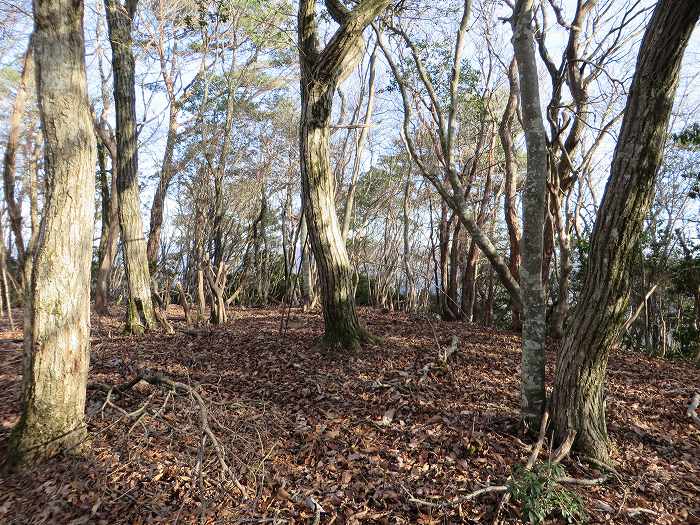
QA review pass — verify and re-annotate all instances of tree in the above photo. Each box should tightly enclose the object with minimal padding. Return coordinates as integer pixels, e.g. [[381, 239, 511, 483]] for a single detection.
[[2, 36, 33, 288], [511, 0, 548, 427], [297, 0, 390, 349], [552, 0, 700, 462], [105, 0, 156, 333], [8, 0, 96, 465]]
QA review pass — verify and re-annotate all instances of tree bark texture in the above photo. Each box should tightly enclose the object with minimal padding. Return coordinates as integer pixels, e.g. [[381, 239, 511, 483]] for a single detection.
[[298, 0, 389, 348], [9, 0, 96, 465], [105, 0, 155, 333], [551, 0, 700, 462], [512, 0, 548, 427]]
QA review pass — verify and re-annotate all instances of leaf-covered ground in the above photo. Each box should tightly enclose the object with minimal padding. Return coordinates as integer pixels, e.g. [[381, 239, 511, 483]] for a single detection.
[[0, 307, 698, 524]]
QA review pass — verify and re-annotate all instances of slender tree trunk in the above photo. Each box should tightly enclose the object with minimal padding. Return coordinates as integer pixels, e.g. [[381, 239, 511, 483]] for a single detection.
[[512, 0, 549, 428], [401, 178, 415, 312], [552, 0, 700, 462], [299, 213, 314, 308], [8, 0, 96, 465], [500, 58, 522, 331], [447, 222, 462, 320], [341, 45, 377, 242], [95, 140, 120, 314], [105, 0, 155, 333], [461, 240, 479, 322], [2, 36, 33, 277], [146, 104, 178, 273]]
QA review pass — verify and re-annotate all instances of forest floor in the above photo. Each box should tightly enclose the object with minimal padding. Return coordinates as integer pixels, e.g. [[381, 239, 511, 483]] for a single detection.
[[0, 306, 698, 524]]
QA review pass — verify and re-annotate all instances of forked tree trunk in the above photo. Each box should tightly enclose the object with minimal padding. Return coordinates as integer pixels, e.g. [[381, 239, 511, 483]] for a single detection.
[[512, 0, 549, 428], [8, 0, 96, 465], [105, 0, 155, 334], [552, 0, 700, 462], [297, 0, 389, 348]]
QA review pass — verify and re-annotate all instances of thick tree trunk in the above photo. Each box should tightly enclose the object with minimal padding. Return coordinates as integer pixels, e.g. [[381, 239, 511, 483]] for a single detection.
[[552, 0, 700, 462], [300, 88, 366, 348], [512, 0, 549, 428], [298, 0, 389, 348], [8, 0, 96, 465], [105, 0, 155, 334]]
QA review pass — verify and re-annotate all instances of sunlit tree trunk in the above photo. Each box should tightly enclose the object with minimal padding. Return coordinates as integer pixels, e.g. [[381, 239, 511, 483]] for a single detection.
[[297, 0, 389, 348], [8, 0, 96, 465], [2, 36, 33, 281], [552, 0, 700, 462], [499, 58, 522, 331], [105, 0, 155, 334]]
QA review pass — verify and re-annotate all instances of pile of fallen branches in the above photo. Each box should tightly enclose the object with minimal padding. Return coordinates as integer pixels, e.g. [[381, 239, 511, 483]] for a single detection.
[[88, 371, 279, 515]]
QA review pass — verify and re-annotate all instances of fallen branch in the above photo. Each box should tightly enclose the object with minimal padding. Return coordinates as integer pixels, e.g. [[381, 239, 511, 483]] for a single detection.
[[424, 411, 610, 520], [90, 373, 248, 498]]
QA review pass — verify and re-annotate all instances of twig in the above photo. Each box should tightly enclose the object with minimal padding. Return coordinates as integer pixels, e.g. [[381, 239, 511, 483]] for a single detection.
[[91, 373, 248, 499], [525, 411, 550, 469], [557, 476, 608, 485]]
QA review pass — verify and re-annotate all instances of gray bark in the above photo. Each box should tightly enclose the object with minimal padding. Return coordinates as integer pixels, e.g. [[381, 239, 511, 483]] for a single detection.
[[512, 0, 548, 428], [105, 0, 155, 333]]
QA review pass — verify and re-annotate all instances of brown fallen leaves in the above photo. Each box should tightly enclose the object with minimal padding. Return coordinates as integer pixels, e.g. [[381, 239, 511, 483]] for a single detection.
[[0, 306, 698, 524]]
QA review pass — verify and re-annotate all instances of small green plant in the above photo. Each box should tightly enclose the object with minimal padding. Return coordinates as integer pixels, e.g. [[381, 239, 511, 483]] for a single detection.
[[508, 462, 586, 524]]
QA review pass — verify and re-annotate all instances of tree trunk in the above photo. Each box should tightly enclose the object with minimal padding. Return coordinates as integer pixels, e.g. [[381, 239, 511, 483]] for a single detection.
[[512, 0, 549, 428], [299, 213, 315, 308], [461, 240, 479, 322], [105, 0, 155, 334], [552, 0, 700, 462], [341, 45, 377, 242], [499, 58, 522, 331], [297, 0, 389, 348], [300, 88, 366, 348], [95, 140, 120, 314], [8, 0, 96, 465], [146, 104, 178, 273], [2, 36, 33, 277]]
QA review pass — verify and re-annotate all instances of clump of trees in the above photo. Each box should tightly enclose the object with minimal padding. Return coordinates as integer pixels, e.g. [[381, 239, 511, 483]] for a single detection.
[[1, 0, 698, 471]]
